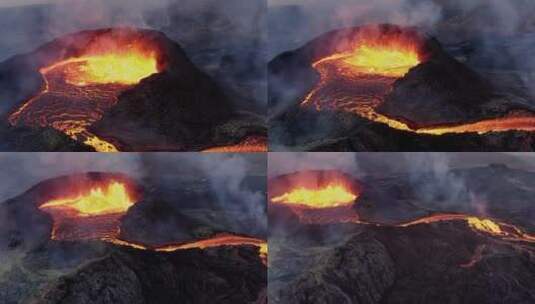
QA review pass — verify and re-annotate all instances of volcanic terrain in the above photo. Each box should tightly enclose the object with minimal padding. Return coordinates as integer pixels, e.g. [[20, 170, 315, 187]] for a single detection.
[[0, 28, 266, 152], [269, 24, 535, 151], [0, 172, 267, 304], [268, 165, 535, 303]]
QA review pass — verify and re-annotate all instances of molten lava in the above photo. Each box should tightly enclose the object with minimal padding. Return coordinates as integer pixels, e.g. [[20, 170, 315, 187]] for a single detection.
[[398, 214, 535, 244], [338, 37, 420, 77], [269, 171, 361, 224], [202, 136, 268, 152], [271, 184, 357, 208], [8, 33, 161, 152], [39, 181, 136, 241], [154, 233, 268, 265], [467, 217, 503, 235], [40, 182, 134, 217], [301, 26, 535, 135]]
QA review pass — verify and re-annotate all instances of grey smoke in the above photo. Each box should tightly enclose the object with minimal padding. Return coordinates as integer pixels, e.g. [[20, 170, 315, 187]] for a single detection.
[[268, 152, 359, 178], [0, 153, 142, 200], [269, 0, 535, 102]]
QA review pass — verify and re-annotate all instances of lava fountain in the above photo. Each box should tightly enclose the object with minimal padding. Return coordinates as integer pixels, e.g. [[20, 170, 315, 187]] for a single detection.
[[269, 170, 360, 224], [301, 25, 535, 135], [39, 180, 138, 241], [8, 29, 163, 152]]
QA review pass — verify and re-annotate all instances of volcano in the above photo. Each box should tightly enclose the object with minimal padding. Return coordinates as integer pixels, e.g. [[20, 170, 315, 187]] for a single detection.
[[0, 28, 266, 152], [0, 172, 267, 303], [269, 24, 535, 151], [268, 164, 535, 303]]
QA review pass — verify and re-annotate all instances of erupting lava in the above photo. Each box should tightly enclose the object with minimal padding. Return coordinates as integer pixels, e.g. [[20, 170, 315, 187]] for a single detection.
[[39, 181, 137, 241], [8, 31, 162, 152], [301, 26, 535, 135], [271, 183, 357, 208], [40, 182, 135, 217], [270, 171, 361, 223], [328, 36, 421, 78]]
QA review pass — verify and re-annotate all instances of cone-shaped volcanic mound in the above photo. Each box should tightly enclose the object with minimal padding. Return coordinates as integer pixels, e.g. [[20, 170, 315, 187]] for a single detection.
[[0, 28, 265, 152], [269, 24, 535, 151]]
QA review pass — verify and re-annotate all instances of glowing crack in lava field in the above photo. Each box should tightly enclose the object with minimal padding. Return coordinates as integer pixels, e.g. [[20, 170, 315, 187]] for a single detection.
[[8, 37, 162, 152], [300, 27, 535, 135]]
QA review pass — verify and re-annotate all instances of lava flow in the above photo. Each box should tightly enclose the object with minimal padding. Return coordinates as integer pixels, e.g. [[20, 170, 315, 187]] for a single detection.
[[8, 32, 161, 152], [301, 26, 535, 135], [155, 233, 268, 265], [270, 170, 360, 223], [202, 135, 268, 152], [398, 214, 535, 243]]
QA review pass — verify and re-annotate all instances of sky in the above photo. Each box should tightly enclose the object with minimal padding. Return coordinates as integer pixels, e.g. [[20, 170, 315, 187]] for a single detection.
[[0, 0, 56, 8]]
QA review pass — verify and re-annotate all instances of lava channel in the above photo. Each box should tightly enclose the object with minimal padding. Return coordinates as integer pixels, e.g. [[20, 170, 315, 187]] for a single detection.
[[301, 26, 535, 135], [39, 181, 267, 262], [8, 34, 161, 152], [397, 214, 535, 244]]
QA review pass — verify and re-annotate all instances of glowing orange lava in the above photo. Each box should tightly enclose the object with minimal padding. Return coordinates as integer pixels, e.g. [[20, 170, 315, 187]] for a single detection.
[[271, 183, 357, 208], [301, 28, 535, 135], [38, 180, 136, 241], [62, 52, 158, 86], [154, 233, 268, 265], [467, 217, 503, 235], [202, 136, 268, 152], [40, 182, 135, 217], [398, 214, 535, 243], [323, 36, 421, 78], [8, 35, 161, 152]]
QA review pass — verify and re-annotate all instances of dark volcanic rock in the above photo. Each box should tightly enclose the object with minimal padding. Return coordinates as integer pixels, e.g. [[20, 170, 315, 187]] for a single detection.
[[279, 234, 395, 304], [271, 220, 535, 304], [0, 123, 92, 151], [22, 244, 265, 304], [378, 38, 497, 127]]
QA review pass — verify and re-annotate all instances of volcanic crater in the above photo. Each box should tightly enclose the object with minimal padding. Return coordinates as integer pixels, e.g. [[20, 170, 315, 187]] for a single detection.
[[0, 28, 266, 152], [0, 172, 267, 304], [269, 24, 535, 151]]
